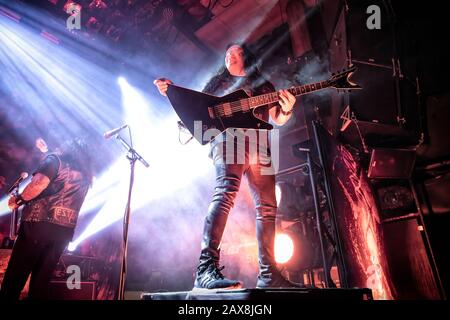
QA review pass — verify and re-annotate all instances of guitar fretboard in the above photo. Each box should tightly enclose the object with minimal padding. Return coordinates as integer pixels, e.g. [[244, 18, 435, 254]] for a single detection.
[[247, 80, 330, 109], [212, 80, 333, 118]]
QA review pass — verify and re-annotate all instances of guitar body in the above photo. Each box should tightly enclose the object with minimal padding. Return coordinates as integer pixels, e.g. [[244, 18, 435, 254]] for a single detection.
[[165, 67, 360, 145], [167, 85, 273, 145]]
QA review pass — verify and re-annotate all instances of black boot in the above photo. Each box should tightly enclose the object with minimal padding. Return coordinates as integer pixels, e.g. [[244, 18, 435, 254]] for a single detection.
[[256, 269, 304, 289], [255, 218, 303, 289], [194, 258, 242, 290], [193, 200, 241, 290]]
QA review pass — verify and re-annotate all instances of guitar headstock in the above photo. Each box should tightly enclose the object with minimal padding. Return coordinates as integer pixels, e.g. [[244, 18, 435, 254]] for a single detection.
[[327, 66, 362, 92]]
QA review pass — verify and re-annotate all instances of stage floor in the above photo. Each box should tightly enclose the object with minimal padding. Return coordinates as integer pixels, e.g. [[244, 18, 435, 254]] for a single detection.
[[142, 287, 373, 300]]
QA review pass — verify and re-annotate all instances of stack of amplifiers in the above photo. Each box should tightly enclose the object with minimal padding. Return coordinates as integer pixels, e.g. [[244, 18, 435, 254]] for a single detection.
[[323, 0, 420, 145]]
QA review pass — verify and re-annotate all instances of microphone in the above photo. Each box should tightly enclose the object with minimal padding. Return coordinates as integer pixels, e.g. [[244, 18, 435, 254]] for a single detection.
[[7, 172, 28, 194], [103, 124, 128, 139]]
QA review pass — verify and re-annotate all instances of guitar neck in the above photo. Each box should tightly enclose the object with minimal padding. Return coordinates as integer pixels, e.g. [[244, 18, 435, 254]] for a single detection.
[[247, 80, 330, 109]]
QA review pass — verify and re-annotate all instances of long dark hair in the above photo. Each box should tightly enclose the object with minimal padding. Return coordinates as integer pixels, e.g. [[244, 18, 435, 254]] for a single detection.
[[59, 137, 95, 185], [202, 42, 262, 94]]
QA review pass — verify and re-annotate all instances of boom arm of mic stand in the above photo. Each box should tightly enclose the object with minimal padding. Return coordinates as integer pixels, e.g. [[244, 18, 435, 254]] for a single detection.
[[115, 134, 150, 168]]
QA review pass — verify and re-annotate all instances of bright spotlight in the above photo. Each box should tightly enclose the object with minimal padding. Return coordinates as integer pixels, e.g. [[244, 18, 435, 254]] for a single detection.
[[117, 76, 126, 86], [275, 233, 294, 264], [0, 197, 11, 217], [275, 183, 281, 207], [69, 79, 212, 246], [67, 242, 77, 252]]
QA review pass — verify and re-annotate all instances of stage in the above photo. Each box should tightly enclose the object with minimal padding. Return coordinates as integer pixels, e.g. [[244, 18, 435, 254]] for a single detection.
[[142, 287, 373, 301]]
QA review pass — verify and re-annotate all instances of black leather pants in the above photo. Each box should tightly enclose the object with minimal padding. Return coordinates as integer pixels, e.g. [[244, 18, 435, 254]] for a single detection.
[[198, 158, 278, 283], [0, 222, 69, 300]]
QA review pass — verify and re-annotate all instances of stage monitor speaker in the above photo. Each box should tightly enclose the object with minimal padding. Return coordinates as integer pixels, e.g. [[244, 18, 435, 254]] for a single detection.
[[368, 148, 416, 179], [370, 179, 417, 221], [48, 280, 96, 300]]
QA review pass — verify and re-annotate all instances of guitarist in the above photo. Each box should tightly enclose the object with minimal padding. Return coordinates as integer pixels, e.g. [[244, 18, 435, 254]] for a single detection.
[[154, 43, 299, 289], [0, 138, 95, 300]]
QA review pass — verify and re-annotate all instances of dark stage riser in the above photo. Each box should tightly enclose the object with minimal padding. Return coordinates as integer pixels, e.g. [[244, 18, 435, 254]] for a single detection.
[[143, 288, 373, 301]]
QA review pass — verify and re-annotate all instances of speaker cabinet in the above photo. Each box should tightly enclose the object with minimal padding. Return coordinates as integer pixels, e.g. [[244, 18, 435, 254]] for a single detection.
[[325, 0, 421, 140], [368, 148, 416, 179]]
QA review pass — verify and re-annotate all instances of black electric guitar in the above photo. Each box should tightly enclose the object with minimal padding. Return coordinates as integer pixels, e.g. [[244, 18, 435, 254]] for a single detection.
[[166, 66, 361, 145]]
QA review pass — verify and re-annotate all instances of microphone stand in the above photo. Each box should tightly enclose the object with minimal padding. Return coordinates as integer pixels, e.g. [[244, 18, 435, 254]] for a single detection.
[[113, 131, 149, 301], [9, 187, 20, 241]]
